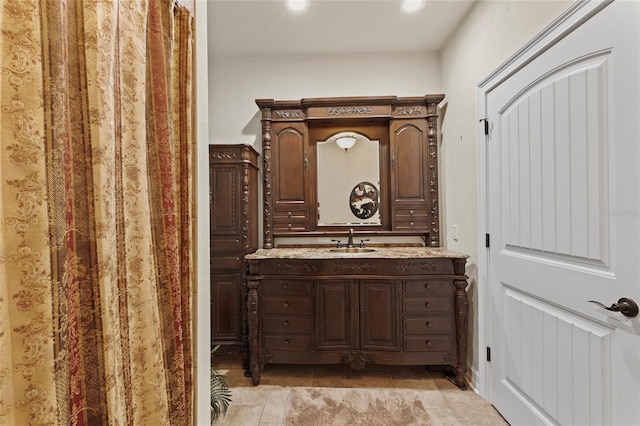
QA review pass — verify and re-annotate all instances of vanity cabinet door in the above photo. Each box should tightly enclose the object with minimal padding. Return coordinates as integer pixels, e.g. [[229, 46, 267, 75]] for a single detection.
[[315, 280, 359, 350], [360, 280, 401, 351], [272, 122, 310, 232], [389, 119, 430, 232]]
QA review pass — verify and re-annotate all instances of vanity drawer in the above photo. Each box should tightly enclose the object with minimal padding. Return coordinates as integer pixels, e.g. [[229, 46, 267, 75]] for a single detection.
[[394, 207, 429, 218], [263, 317, 312, 334], [262, 280, 312, 296], [404, 335, 454, 352], [273, 208, 308, 231], [273, 208, 307, 220], [393, 219, 429, 230], [403, 317, 453, 334], [273, 219, 309, 232], [404, 280, 452, 295], [262, 296, 312, 315], [403, 297, 453, 314], [264, 335, 312, 351]]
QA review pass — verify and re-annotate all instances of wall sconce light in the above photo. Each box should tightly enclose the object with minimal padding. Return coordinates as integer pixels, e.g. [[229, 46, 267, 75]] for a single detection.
[[335, 135, 357, 152]]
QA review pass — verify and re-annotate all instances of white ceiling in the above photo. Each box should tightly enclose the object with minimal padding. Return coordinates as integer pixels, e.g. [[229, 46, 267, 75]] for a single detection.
[[207, 0, 476, 58]]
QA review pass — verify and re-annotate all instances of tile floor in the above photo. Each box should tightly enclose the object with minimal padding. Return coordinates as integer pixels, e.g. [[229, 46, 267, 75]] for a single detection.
[[213, 348, 509, 425]]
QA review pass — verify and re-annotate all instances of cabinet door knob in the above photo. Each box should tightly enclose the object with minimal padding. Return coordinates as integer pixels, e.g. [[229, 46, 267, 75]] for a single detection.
[[283, 339, 290, 346], [282, 284, 288, 290], [288, 211, 292, 218], [425, 283, 431, 290], [425, 340, 432, 347], [409, 210, 414, 215], [283, 321, 289, 326], [410, 221, 414, 227], [283, 302, 289, 308], [426, 321, 432, 328], [424, 302, 431, 308]]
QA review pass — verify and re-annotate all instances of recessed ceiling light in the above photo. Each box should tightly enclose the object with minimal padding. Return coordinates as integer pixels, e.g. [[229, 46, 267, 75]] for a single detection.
[[287, 0, 309, 12], [400, 0, 424, 13]]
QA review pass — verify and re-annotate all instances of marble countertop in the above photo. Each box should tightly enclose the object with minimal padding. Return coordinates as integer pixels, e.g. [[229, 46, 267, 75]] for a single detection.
[[245, 246, 469, 260]]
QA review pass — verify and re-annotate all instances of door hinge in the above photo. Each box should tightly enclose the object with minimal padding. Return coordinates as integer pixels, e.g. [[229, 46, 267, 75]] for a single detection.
[[479, 118, 489, 136], [486, 346, 491, 362], [485, 233, 490, 248]]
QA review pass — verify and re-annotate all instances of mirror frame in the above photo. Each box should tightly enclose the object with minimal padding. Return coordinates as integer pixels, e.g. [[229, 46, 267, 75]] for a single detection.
[[256, 95, 444, 248], [309, 123, 390, 232], [315, 130, 382, 227]]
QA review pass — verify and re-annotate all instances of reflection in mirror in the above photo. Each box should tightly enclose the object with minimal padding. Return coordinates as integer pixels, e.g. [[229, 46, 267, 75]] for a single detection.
[[317, 132, 381, 226]]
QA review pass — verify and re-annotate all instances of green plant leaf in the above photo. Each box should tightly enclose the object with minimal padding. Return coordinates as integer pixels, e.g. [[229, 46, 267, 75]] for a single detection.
[[211, 367, 232, 422]]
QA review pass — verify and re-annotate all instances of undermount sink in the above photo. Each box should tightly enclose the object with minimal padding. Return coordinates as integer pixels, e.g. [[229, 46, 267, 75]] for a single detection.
[[329, 247, 376, 253]]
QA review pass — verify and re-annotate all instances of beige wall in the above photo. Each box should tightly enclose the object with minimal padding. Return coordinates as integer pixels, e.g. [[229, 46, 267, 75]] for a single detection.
[[439, 0, 573, 383], [208, 53, 442, 146]]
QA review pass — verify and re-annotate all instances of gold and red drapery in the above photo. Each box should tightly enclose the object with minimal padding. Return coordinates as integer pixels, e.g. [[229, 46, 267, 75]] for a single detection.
[[0, 0, 194, 424]]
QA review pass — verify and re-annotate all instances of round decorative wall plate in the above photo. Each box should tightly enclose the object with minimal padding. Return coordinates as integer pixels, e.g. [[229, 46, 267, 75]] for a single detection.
[[349, 182, 379, 219]]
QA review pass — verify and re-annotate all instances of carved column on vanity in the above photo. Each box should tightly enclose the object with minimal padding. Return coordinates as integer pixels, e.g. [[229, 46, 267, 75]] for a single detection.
[[259, 107, 274, 249], [426, 97, 441, 247], [246, 266, 261, 386], [452, 257, 469, 389]]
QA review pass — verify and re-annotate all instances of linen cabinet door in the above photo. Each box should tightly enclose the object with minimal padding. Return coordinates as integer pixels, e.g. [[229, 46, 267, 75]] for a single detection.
[[211, 274, 242, 343], [315, 280, 358, 350], [360, 280, 401, 351]]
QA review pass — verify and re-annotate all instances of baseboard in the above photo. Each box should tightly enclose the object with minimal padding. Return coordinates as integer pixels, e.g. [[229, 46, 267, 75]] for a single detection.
[[466, 363, 481, 396]]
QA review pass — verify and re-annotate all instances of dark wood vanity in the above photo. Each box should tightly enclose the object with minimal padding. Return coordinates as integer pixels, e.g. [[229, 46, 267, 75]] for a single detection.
[[245, 248, 469, 389], [238, 95, 470, 390]]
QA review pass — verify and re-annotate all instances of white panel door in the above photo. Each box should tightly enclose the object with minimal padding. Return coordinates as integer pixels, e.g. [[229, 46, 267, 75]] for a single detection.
[[484, 2, 640, 425]]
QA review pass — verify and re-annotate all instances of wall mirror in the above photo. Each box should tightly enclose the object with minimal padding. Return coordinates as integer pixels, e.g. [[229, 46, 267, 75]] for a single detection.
[[316, 132, 381, 226]]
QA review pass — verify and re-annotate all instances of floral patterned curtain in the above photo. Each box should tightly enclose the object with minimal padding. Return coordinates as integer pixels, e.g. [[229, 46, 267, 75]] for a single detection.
[[0, 0, 194, 424]]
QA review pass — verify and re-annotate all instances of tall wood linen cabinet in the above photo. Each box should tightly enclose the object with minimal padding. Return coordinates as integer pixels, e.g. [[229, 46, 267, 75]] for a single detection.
[[210, 144, 259, 345]]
